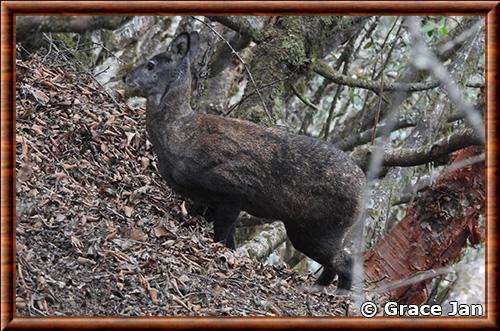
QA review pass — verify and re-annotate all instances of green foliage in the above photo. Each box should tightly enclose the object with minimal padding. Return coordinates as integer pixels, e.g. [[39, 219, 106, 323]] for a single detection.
[[100, 30, 118, 51], [227, 82, 240, 99], [363, 41, 373, 49], [295, 81, 307, 95], [421, 18, 450, 40], [53, 33, 75, 48], [352, 93, 363, 110], [278, 32, 308, 68]]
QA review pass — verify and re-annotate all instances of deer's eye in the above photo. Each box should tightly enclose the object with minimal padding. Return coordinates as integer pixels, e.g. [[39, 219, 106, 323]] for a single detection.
[[147, 61, 155, 70]]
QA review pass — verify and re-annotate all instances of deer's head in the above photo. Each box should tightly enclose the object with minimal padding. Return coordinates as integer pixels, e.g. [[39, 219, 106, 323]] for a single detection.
[[123, 32, 198, 99]]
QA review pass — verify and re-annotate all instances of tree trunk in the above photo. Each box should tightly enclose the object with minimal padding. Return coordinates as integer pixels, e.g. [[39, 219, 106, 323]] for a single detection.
[[233, 16, 368, 125], [364, 146, 484, 304]]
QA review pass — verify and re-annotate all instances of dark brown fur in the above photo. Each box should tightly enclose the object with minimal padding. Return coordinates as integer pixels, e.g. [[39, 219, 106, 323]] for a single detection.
[[123, 32, 365, 290]]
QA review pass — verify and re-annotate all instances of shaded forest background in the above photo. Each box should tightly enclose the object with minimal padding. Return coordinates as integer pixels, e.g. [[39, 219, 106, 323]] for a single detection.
[[15, 15, 485, 316]]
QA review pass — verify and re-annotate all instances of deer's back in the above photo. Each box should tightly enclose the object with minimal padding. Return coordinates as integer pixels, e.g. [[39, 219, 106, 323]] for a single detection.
[[158, 113, 365, 224]]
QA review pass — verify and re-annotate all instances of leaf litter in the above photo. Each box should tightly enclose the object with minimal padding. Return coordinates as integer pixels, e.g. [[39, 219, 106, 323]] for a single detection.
[[15, 53, 349, 317]]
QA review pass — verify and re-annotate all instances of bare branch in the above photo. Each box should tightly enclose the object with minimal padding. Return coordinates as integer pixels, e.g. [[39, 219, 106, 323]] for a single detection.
[[321, 36, 357, 140], [384, 128, 481, 166], [334, 98, 483, 152], [332, 17, 483, 139], [312, 60, 440, 94], [17, 16, 129, 41], [224, 77, 288, 117], [335, 119, 415, 151], [353, 128, 482, 170]]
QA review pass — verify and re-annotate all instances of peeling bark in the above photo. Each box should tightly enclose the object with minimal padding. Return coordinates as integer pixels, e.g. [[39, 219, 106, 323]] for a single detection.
[[364, 146, 485, 304]]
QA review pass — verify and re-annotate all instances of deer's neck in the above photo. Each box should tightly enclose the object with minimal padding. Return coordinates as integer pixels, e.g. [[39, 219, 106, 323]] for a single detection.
[[145, 86, 191, 125], [145, 61, 194, 149]]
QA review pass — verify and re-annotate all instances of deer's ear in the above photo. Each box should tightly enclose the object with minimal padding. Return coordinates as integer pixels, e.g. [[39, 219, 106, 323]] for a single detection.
[[170, 32, 190, 60]]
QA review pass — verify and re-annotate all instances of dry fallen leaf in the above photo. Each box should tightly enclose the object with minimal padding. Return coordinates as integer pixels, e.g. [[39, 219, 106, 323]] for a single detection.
[[106, 229, 117, 241], [123, 206, 133, 218], [30, 87, 50, 105], [125, 132, 136, 146], [153, 225, 174, 238], [129, 227, 148, 241], [70, 235, 83, 251], [149, 288, 159, 304], [212, 285, 225, 296], [77, 256, 96, 266]]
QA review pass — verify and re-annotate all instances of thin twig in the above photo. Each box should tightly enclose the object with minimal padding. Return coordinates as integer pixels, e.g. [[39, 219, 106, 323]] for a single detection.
[[351, 56, 417, 312], [372, 266, 454, 294], [406, 17, 485, 142], [370, 80, 385, 145], [373, 17, 403, 81], [322, 36, 356, 140], [291, 85, 321, 113], [41, 33, 121, 108], [225, 77, 287, 117], [192, 16, 275, 124], [41, 33, 53, 64], [94, 65, 111, 77], [90, 41, 125, 64]]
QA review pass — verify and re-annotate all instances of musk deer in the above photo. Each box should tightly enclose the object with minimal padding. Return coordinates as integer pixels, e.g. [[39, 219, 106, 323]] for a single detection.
[[123, 31, 366, 291]]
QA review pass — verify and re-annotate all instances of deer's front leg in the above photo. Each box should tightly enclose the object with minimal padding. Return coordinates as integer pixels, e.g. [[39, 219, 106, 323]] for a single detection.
[[185, 199, 208, 217], [206, 204, 240, 249]]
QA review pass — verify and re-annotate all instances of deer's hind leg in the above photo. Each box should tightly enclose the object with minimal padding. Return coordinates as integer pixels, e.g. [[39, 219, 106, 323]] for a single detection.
[[316, 251, 353, 291], [285, 221, 353, 291]]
